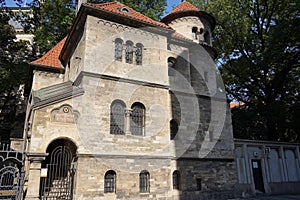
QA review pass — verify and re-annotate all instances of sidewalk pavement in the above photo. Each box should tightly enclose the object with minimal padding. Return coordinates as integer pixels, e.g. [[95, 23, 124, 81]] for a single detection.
[[232, 195, 300, 200]]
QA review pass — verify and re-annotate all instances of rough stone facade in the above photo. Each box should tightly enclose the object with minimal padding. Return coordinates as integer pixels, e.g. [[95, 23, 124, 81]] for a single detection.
[[23, 2, 237, 200]]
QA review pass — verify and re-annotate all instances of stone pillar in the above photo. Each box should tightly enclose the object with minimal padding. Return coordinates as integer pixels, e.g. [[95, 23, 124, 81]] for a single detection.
[[242, 144, 251, 184], [25, 153, 47, 200], [295, 147, 300, 180], [279, 146, 288, 182], [125, 109, 132, 135]]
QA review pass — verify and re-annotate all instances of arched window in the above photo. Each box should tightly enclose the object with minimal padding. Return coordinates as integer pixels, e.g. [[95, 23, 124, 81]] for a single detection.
[[110, 100, 126, 134], [170, 119, 179, 140], [136, 43, 143, 65], [125, 41, 133, 64], [172, 170, 180, 190], [139, 170, 150, 193], [131, 102, 145, 136], [168, 57, 176, 76], [114, 38, 123, 61], [199, 28, 204, 34], [192, 27, 198, 40], [104, 170, 116, 193]]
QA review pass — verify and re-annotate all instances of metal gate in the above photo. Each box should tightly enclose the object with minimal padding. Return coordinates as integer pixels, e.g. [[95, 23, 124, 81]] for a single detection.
[[40, 145, 75, 200], [0, 144, 24, 200]]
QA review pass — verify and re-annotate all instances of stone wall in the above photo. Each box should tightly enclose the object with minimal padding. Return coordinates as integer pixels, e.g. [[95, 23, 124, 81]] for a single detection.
[[24, 7, 237, 199], [177, 158, 236, 200], [235, 140, 300, 197]]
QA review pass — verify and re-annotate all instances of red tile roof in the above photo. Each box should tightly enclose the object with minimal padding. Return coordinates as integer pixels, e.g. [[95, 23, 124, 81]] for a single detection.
[[171, 32, 191, 41], [85, 2, 170, 29], [31, 37, 66, 69], [170, 1, 200, 14], [31, 2, 198, 69], [230, 102, 245, 109]]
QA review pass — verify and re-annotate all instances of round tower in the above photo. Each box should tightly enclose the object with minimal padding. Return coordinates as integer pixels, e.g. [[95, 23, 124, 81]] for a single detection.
[[162, 1, 216, 46]]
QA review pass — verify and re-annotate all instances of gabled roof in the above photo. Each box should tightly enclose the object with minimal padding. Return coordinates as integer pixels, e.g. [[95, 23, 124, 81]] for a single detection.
[[170, 1, 200, 13], [31, 37, 66, 70], [86, 2, 170, 29], [31, 2, 207, 69]]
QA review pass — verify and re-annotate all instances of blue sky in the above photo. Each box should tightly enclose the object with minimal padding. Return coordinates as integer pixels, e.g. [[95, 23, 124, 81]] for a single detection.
[[5, 0, 182, 15]]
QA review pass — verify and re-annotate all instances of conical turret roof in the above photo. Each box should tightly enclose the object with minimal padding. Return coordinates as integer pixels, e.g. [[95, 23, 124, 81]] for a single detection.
[[170, 1, 200, 14], [161, 1, 215, 30]]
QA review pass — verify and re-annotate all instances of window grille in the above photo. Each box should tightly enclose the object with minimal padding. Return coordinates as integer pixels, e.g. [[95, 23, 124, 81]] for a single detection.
[[136, 43, 143, 65], [172, 170, 180, 190], [104, 170, 116, 193], [131, 103, 145, 136], [115, 38, 123, 61], [139, 170, 150, 193], [110, 100, 126, 134], [125, 41, 133, 64]]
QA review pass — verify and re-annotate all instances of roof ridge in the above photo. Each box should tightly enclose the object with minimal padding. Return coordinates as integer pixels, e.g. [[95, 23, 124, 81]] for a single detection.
[[85, 2, 170, 29], [170, 1, 200, 14]]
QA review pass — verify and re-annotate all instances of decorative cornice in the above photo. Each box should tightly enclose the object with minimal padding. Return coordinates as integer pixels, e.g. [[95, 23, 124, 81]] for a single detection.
[[74, 71, 169, 90], [77, 153, 172, 159], [96, 19, 160, 40]]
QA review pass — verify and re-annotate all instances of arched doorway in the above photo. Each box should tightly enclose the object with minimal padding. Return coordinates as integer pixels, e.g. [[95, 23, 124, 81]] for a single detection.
[[39, 139, 77, 199]]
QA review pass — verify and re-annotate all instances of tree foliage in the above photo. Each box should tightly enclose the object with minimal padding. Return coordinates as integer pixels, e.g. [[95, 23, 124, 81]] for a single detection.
[[0, 11, 31, 141], [30, 0, 166, 54], [190, 0, 300, 141], [29, 0, 76, 55]]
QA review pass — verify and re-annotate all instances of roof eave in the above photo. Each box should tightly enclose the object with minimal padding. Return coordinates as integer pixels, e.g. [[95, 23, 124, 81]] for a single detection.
[[30, 63, 65, 74]]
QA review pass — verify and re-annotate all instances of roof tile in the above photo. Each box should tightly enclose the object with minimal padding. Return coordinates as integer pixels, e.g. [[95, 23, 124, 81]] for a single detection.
[[31, 37, 66, 69], [170, 1, 200, 14], [86, 2, 170, 29], [31, 2, 196, 69]]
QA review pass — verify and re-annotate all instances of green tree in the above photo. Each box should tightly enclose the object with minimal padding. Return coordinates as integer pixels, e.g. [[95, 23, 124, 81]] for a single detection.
[[0, 11, 31, 143], [30, 0, 166, 55], [189, 0, 300, 141], [30, 0, 76, 55]]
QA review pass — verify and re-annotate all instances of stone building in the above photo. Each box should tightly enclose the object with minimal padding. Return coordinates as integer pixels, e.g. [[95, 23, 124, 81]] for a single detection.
[[235, 139, 300, 197], [22, 1, 237, 199]]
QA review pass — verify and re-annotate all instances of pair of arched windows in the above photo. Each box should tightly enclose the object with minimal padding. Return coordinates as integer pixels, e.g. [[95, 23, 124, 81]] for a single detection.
[[114, 38, 143, 65], [110, 100, 145, 136], [104, 170, 150, 193], [192, 27, 210, 44]]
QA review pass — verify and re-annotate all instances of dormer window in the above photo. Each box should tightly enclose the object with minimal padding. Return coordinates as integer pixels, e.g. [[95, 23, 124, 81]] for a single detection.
[[120, 7, 130, 13]]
